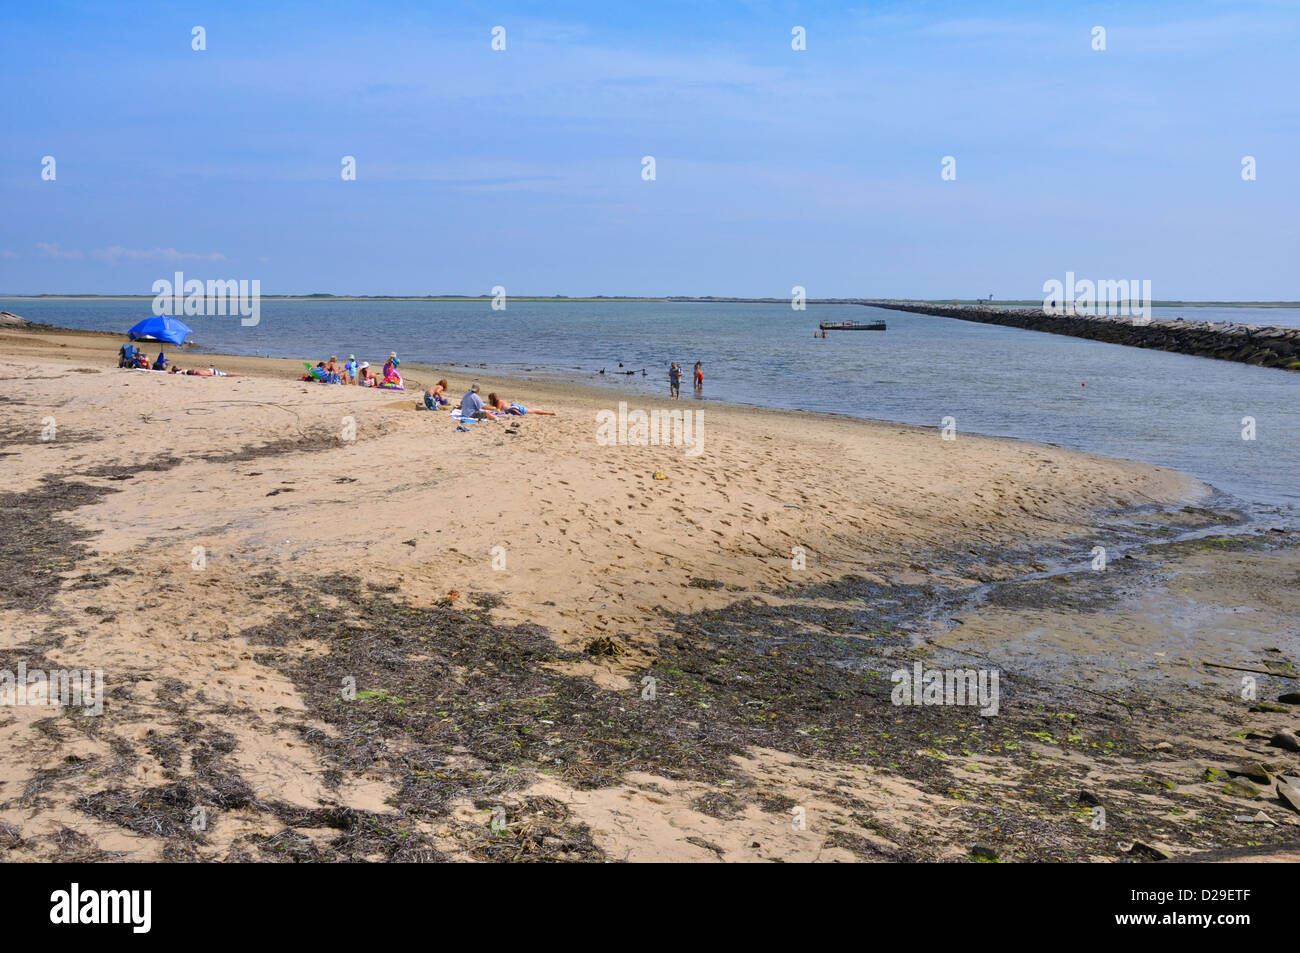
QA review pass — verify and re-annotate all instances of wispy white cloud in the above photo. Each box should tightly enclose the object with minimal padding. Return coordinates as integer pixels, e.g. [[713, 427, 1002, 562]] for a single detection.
[[36, 243, 226, 264], [0, 250, 18, 260], [89, 246, 227, 264], [36, 242, 83, 260]]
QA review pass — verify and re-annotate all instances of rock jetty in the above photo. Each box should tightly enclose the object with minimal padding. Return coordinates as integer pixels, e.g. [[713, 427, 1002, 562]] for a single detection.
[[863, 301, 1300, 372]]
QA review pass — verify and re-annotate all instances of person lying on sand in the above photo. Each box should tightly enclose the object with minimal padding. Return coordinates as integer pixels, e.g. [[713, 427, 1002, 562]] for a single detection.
[[487, 392, 555, 416], [170, 366, 242, 377]]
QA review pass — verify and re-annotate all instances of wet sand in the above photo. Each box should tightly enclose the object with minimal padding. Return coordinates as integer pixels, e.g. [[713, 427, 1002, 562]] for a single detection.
[[1, 325, 1297, 862]]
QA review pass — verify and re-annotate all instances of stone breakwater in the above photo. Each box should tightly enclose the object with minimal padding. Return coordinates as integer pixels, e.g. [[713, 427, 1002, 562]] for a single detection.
[[863, 301, 1300, 372]]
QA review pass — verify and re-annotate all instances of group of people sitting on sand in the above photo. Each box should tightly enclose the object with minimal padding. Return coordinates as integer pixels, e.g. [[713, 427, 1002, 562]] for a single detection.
[[432, 381, 555, 419], [119, 342, 241, 377], [119, 343, 168, 370], [296, 353, 553, 420], [301, 352, 403, 388]]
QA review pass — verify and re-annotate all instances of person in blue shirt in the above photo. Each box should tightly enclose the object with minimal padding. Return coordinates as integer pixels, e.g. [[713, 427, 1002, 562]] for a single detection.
[[459, 383, 486, 418]]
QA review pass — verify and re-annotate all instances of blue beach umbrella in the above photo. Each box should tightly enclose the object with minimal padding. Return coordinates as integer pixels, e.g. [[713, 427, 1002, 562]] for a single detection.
[[127, 316, 194, 345]]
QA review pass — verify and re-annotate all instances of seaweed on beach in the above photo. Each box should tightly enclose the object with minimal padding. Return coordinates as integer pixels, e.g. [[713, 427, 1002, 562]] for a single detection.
[[74, 716, 255, 854], [465, 796, 602, 862], [197, 432, 340, 464], [78, 783, 210, 850], [71, 695, 448, 862], [691, 790, 746, 820], [0, 475, 126, 612], [761, 574, 958, 637], [21, 755, 95, 809], [228, 573, 973, 859], [226, 555, 1300, 862], [0, 421, 347, 616], [0, 453, 188, 614], [0, 821, 23, 854], [47, 825, 127, 863], [8, 418, 1292, 864]]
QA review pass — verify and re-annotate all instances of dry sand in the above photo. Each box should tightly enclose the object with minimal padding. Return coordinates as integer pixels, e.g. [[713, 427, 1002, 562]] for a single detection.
[[2, 326, 1297, 862]]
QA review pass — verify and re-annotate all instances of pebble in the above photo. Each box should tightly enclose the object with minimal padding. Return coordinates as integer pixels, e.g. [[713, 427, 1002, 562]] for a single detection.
[[1227, 762, 1273, 784], [1232, 811, 1275, 824], [1125, 841, 1170, 861], [1251, 702, 1290, 713], [1277, 781, 1300, 815], [1223, 777, 1262, 798], [1269, 730, 1300, 753]]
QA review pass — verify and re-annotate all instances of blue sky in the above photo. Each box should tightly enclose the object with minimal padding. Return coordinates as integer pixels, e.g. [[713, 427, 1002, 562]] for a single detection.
[[1, 1, 1296, 297]]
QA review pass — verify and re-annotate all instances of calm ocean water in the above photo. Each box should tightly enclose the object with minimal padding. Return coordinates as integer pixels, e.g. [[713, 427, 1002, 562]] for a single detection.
[[7, 298, 1298, 512]]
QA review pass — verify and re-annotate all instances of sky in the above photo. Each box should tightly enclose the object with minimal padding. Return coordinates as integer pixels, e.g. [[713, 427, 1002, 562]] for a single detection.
[[1, 0, 1296, 298]]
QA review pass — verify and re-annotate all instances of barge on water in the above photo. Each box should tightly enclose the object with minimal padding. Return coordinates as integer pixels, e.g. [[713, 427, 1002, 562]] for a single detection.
[[819, 320, 886, 331]]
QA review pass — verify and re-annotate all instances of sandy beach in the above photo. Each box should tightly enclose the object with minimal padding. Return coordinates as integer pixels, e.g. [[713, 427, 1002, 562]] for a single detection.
[[2, 325, 1298, 862]]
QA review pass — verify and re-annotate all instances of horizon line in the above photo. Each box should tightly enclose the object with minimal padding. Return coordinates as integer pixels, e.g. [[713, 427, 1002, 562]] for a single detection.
[[2, 294, 1298, 308]]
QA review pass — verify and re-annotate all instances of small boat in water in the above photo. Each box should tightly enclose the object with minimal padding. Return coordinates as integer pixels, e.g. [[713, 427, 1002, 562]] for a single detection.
[[819, 320, 886, 331]]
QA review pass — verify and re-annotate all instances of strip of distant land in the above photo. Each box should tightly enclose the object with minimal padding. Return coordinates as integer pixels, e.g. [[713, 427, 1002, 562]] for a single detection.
[[2, 294, 1297, 307]]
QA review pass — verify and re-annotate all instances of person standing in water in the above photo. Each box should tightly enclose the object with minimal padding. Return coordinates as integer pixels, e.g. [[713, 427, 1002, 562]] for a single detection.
[[693, 361, 703, 394], [668, 363, 682, 400]]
